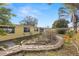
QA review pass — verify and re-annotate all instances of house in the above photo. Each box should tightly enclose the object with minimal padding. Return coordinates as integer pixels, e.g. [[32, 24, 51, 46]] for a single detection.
[[0, 25, 39, 41]]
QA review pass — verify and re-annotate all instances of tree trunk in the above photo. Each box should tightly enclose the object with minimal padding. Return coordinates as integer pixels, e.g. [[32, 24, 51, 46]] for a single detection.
[[74, 22, 77, 33], [72, 13, 77, 33]]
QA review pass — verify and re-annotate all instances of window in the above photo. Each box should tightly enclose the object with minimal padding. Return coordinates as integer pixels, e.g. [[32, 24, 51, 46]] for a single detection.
[[24, 27, 30, 32], [0, 26, 15, 33], [5, 28, 15, 33], [40, 28, 44, 32]]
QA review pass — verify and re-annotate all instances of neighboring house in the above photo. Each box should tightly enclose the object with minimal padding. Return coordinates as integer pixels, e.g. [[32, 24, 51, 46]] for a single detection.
[[0, 25, 39, 41]]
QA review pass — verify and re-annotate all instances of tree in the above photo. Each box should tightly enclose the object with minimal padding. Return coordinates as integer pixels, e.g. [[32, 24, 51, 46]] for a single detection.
[[53, 19, 69, 28], [58, 7, 69, 19], [64, 4, 79, 33], [20, 16, 38, 26], [52, 19, 69, 34], [0, 7, 16, 25], [0, 3, 8, 6], [48, 3, 79, 33], [0, 3, 16, 35], [0, 3, 16, 25]]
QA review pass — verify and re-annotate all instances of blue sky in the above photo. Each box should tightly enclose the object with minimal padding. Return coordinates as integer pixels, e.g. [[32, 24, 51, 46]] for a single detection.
[[6, 3, 71, 27]]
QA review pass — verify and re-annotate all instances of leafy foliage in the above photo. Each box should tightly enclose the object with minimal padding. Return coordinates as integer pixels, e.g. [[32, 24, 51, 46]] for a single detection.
[[66, 30, 75, 38], [0, 7, 16, 25], [52, 19, 69, 34], [20, 16, 38, 26], [64, 4, 79, 33], [0, 29, 6, 36], [58, 7, 69, 19], [53, 19, 69, 28], [64, 4, 77, 13]]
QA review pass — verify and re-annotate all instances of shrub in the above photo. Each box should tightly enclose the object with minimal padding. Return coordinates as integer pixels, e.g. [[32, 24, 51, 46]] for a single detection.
[[52, 19, 69, 28], [52, 19, 69, 34], [64, 30, 75, 43], [56, 29, 67, 34], [0, 29, 7, 35], [66, 30, 75, 38]]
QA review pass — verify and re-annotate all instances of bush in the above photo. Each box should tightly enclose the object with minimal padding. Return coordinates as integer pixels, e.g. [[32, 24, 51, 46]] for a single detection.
[[64, 30, 75, 43], [52, 19, 69, 28], [66, 30, 75, 38], [52, 19, 69, 34], [56, 29, 67, 34], [0, 29, 7, 35]]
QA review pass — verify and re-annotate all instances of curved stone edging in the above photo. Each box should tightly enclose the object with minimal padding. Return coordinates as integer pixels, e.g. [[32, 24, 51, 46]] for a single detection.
[[0, 35, 64, 56]]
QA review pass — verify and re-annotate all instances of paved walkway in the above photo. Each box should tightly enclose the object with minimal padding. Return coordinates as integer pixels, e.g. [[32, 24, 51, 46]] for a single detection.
[[0, 35, 64, 56]]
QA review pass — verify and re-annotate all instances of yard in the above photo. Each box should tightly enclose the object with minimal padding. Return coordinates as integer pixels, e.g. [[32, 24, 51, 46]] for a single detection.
[[9, 43, 79, 56], [9, 32, 79, 56]]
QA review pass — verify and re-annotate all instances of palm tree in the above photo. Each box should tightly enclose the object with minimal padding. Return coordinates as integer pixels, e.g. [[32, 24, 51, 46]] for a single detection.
[[64, 4, 79, 33], [48, 3, 78, 33], [0, 3, 16, 35], [58, 7, 69, 19]]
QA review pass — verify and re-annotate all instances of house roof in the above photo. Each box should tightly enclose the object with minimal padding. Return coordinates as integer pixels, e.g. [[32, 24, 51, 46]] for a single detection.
[[0, 25, 34, 28], [0, 25, 15, 28]]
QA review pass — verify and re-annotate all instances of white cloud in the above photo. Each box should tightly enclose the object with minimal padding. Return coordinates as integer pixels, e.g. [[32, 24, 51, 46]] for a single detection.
[[17, 6, 42, 18], [19, 6, 32, 14]]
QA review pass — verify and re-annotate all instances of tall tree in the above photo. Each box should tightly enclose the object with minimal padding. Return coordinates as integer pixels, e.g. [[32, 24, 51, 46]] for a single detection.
[[64, 4, 78, 33], [20, 16, 38, 26], [49, 3, 79, 33], [58, 7, 69, 20], [0, 3, 16, 35], [0, 5, 16, 25]]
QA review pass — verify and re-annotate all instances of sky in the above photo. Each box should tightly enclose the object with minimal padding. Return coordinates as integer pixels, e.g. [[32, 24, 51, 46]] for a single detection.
[[5, 3, 72, 28]]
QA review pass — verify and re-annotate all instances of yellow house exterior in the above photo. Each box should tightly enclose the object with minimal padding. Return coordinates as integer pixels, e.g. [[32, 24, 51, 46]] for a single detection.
[[0, 25, 39, 41]]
